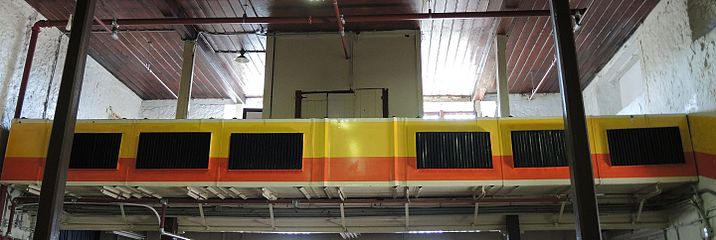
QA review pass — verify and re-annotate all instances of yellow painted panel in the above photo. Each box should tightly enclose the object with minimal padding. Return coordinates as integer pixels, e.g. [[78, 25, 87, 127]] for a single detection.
[[403, 119, 500, 157], [689, 114, 716, 155], [5, 120, 51, 157], [326, 119, 394, 157], [497, 118, 564, 155], [589, 115, 691, 154]]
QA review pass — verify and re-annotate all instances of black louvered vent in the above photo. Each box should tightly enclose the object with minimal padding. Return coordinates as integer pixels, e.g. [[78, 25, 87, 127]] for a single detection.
[[229, 133, 303, 170], [607, 127, 685, 166], [136, 132, 211, 169], [511, 130, 568, 168], [59, 231, 101, 240], [416, 132, 493, 169], [69, 133, 122, 169]]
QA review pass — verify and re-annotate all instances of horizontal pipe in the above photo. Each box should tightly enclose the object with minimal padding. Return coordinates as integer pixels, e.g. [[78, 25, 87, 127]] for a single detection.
[[14, 196, 564, 205], [35, 9, 586, 29]]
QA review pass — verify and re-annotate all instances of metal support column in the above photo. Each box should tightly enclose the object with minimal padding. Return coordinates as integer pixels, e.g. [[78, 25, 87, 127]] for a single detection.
[[175, 39, 196, 119], [33, 0, 97, 239], [495, 33, 510, 117], [549, 0, 601, 239], [505, 215, 520, 240]]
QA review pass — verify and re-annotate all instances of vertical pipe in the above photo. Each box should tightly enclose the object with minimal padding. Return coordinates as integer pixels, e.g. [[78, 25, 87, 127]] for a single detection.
[[176, 40, 196, 119], [495, 33, 510, 117], [294, 90, 302, 119], [548, 0, 601, 239], [14, 24, 42, 119], [32, 0, 97, 239]]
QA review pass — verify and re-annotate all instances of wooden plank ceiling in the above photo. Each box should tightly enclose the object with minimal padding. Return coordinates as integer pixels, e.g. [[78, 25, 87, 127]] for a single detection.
[[25, 0, 658, 101]]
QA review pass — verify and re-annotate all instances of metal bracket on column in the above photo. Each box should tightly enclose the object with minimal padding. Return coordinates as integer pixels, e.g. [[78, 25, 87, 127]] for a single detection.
[[414, 186, 423, 199], [473, 186, 486, 200]]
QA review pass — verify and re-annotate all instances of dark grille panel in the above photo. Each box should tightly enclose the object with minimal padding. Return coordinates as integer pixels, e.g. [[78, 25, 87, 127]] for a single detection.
[[607, 127, 685, 166], [416, 132, 493, 169], [229, 133, 303, 170], [59, 231, 100, 240], [511, 130, 568, 168], [69, 133, 122, 169], [136, 132, 211, 169]]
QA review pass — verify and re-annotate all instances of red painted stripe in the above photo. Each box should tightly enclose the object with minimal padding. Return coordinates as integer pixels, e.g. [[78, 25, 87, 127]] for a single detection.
[[696, 152, 716, 180]]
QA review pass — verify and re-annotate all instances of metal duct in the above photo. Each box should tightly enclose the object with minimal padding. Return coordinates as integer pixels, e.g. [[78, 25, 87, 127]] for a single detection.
[[136, 132, 211, 169], [228, 133, 303, 170], [511, 130, 567, 168], [416, 132, 493, 169], [606, 127, 685, 166], [69, 133, 122, 169]]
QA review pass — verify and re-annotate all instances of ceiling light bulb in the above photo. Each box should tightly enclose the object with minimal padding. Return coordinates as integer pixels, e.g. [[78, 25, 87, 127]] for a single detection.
[[235, 54, 250, 64], [235, 49, 250, 64]]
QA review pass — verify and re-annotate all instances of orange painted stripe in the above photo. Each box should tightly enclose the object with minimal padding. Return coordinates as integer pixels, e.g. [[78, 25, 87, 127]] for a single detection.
[[695, 152, 716, 180], [1, 157, 43, 181], [2, 154, 703, 183], [593, 153, 698, 178]]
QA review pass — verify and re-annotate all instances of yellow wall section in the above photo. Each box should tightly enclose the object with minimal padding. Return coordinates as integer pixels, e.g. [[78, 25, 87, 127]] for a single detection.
[[4, 115, 698, 160], [689, 115, 716, 155]]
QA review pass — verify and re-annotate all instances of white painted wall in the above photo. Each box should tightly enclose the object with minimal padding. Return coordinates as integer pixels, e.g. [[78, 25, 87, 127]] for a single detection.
[[141, 99, 242, 119], [0, 0, 142, 127], [583, 0, 716, 115], [263, 31, 422, 119], [479, 93, 563, 117]]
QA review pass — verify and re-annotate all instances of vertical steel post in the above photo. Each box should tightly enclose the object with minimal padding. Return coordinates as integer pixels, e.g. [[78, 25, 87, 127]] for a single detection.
[[32, 0, 97, 239], [505, 215, 520, 240], [495, 33, 510, 117], [548, 0, 602, 239], [175, 40, 196, 119]]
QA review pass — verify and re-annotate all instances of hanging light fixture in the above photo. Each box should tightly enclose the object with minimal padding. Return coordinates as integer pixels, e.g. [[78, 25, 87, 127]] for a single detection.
[[110, 18, 120, 41], [235, 49, 250, 64]]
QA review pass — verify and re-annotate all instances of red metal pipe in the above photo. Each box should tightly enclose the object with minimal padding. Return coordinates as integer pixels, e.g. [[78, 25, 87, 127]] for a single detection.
[[36, 9, 585, 28], [332, 0, 350, 60], [14, 23, 41, 119], [4, 201, 15, 237]]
